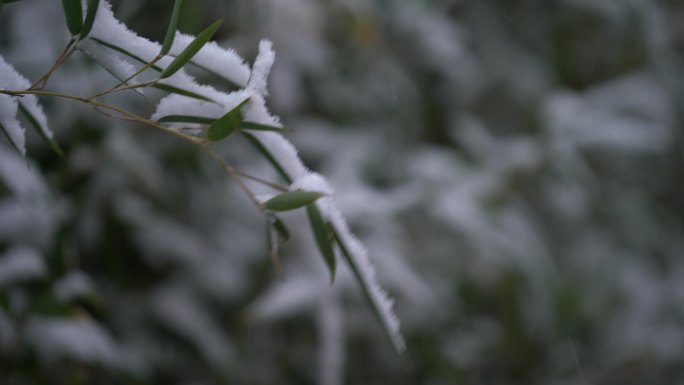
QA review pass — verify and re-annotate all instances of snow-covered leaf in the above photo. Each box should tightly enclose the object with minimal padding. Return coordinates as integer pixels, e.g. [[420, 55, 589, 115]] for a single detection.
[[308, 204, 336, 282], [160, 19, 222, 79]]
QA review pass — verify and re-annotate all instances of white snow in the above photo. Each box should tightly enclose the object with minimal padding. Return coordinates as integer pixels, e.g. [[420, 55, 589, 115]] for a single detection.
[[289, 173, 406, 353], [78, 0, 407, 356], [0, 53, 55, 154], [171, 32, 251, 87], [78, 39, 143, 92], [248, 40, 276, 97], [151, 89, 250, 123], [0, 95, 24, 155], [0, 247, 46, 287], [87, 1, 160, 64], [326, 203, 406, 353], [249, 131, 307, 179]]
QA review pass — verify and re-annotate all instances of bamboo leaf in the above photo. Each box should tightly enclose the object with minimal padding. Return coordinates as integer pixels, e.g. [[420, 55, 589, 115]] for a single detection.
[[271, 216, 291, 242], [92, 38, 241, 90], [0, 121, 23, 156], [242, 132, 292, 183], [307, 204, 336, 282], [157, 115, 214, 125], [331, 226, 405, 355], [92, 38, 163, 71], [18, 104, 64, 157], [153, 83, 216, 103], [80, 0, 100, 38], [264, 190, 325, 212], [160, 19, 222, 79], [241, 121, 288, 132], [160, 0, 183, 55], [61, 0, 83, 36], [206, 98, 249, 141]]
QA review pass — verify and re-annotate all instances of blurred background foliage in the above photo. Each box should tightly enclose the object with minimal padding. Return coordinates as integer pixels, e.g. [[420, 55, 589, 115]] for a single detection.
[[1, 0, 683, 384]]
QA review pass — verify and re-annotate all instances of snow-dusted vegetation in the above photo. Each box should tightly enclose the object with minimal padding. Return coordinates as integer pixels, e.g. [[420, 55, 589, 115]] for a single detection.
[[1, 0, 683, 384]]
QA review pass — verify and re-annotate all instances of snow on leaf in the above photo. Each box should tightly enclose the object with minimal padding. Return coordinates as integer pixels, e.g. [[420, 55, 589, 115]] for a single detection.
[[25, 317, 122, 366], [0, 54, 56, 155], [291, 172, 405, 353], [160, 19, 222, 79], [247, 39, 276, 97], [170, 32, 251, 87], [0, 247, 45, 287], [78, 38, 144, 94]]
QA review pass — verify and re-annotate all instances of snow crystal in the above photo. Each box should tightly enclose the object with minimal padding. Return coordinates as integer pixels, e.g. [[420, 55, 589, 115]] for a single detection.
[[243, 93, 282, 126], [85, 2, 224, 104], [326, 204, 406, 353], [291, 171, 335, 213], [290, 171, 334, 194], [249, 131, 308, 179], [0, 247, 46, 287], [87, 1, 160, 64], [171, 32, 251, 87], [288, 172, 406, 353], [248, 40, 276, 97]]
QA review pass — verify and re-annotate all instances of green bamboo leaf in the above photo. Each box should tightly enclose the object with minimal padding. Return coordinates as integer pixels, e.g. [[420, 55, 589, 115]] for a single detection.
[[264, 190, 325, 212], [241, 121, 288, 132], [80, 0, 100, 38], [157, 115, 214, 125], [272, 216, 290, 242], [160, 19, 222, 79], [206, 98, 249, 142], [267, 214, 290, 242], [18, 104, 64, 157], [152, 83, 216, 103], [307, 204, 336, 282], [61, 0, 83, 36], [242, 132, 292, 183], [265, 220, 282, 274], [0, 121, 23, 156], [160, 0, 183, 55]]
